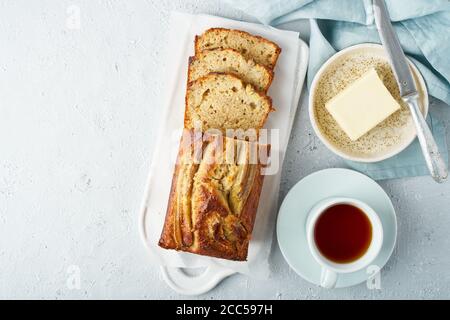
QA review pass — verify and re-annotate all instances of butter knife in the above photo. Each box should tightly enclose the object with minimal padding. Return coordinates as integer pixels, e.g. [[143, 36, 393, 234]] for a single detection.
[[373, 0, 448, 183]]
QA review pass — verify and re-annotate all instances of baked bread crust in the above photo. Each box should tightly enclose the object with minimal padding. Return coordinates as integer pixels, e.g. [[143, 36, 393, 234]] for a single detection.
[[158, 129, 270, 261], [195, 28, 281, 69]]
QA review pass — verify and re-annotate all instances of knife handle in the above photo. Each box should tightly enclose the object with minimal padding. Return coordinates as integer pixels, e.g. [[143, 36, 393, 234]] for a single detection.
[[404, 94, 448, 183]]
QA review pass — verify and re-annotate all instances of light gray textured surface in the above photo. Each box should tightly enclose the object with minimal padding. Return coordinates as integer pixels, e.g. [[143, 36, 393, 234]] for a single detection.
[[0, 0, 449, 299]]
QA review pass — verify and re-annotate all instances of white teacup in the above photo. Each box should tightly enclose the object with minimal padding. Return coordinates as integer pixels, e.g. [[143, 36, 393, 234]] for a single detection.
[[306, 197, 383, 288]]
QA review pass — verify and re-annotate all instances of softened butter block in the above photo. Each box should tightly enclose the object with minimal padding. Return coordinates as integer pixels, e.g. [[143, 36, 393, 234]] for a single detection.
[[325, 68, 401, 141]]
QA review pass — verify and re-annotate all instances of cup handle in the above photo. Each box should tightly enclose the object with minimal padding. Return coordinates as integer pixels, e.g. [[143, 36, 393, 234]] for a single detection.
[[320, 268, 338, 288]]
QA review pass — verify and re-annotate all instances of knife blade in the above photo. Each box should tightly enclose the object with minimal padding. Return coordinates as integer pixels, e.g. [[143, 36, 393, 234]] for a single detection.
[[373, 0, 448, 183], [373, 0, 417, 98]]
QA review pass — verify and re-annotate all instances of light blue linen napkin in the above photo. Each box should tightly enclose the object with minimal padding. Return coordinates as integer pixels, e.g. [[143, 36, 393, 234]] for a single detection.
[[225, 0, 450, 180]]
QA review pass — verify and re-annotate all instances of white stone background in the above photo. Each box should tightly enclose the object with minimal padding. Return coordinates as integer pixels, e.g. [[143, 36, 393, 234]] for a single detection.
[[0, 0, 449, 299]]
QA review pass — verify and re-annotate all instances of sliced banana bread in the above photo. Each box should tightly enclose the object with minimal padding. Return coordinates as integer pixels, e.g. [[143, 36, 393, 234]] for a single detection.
[[188, 49, 273, 92], [195, 28, 281, 69], [185, 73, 273, 133]]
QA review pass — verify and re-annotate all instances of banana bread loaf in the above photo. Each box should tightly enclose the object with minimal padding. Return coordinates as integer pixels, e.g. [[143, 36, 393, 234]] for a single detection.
[[158, 129, 270, 261]]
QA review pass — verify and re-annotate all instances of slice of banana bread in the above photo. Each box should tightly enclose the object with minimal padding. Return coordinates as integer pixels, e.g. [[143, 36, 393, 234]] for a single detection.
[[188, 49, 273, 92], [195, 28, 281, 69], [185, 73, 273, 133]]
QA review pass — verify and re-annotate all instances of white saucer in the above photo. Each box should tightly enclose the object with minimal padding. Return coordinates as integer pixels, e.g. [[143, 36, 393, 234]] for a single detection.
[[277, 168, 397, 288]]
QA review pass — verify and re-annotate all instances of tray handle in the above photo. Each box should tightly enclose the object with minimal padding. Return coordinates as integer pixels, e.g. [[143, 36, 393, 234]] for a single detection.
[[160, 265, 236, 296]]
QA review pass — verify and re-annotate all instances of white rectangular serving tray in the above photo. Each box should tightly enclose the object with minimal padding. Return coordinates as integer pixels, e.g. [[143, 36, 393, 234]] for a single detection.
[[139, 12, 309, 287]]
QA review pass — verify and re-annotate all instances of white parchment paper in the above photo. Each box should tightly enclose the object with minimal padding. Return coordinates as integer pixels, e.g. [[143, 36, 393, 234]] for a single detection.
[[140, 12, 308, 279]]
